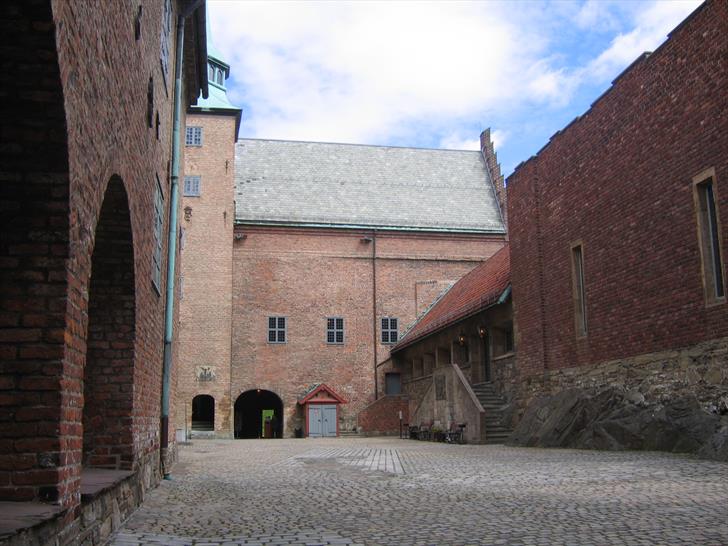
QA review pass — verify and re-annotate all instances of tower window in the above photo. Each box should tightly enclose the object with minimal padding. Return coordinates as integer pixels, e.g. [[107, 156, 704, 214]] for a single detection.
[[216, 68, 224, 85], [183, 176, 201, 197], [185, 126, 203, 146]]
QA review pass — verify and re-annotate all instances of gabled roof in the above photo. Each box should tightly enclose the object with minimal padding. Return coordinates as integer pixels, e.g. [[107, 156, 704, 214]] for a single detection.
[[298, 383, 347, 405], [234, 139, 506, 233], [393, 245, 510, 351]]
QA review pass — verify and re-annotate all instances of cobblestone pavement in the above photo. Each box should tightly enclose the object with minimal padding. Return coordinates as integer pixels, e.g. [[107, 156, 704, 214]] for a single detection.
[[109, 438, 728, 546]]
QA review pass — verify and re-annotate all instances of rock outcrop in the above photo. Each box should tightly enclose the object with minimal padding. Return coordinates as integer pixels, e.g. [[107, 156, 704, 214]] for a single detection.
[[509, 387, 728, 461]]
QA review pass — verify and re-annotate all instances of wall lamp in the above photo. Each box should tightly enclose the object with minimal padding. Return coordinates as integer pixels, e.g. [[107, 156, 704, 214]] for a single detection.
[[478, 326, 487, 338]]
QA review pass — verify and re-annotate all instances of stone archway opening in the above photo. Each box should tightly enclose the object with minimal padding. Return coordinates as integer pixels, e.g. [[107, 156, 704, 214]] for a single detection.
[[234, 389, 283, 439], [83, 176, 135, 469], [192, 394, 215, 431]]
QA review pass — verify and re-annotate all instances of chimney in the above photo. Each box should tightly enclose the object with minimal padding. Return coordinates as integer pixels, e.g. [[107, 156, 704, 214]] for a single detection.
[[479, 129, 507, 230]]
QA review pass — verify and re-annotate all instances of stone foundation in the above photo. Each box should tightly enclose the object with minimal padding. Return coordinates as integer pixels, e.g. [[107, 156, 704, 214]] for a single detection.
[[505, 337, 728, 459], [1, 450, 163, 546]]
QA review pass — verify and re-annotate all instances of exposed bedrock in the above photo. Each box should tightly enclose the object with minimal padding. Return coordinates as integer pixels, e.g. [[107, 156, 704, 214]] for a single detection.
[[509, 387, 728, 461]]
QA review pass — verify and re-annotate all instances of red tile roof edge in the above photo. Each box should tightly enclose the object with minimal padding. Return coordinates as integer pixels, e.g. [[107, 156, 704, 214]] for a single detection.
[[392, 245, 510, 352]]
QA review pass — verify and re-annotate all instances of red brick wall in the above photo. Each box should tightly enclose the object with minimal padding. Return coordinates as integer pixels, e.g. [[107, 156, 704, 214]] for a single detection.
[[357, 395, 409, 434], [0, 0, 200, 512], [176, 111, 237, 437], [508, 1, 728, 376], [231, 226, 504, 436]]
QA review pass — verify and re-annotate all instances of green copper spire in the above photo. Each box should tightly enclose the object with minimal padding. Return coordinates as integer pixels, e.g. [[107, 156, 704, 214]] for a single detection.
[[192, 7, 240, 112]]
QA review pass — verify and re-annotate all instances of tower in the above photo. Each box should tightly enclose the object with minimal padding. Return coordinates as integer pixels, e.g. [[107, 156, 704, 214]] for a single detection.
[[176, 26, 241, 438]]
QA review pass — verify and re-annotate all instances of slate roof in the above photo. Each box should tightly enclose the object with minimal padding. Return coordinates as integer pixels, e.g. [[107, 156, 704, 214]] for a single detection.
[[234, 139, 505, 233], [392, 245, 510, 351]]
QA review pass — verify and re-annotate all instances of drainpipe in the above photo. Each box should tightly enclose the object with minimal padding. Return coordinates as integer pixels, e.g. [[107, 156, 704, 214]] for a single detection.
[[160, 5, 200, 479], [371, 230, 379, 400]]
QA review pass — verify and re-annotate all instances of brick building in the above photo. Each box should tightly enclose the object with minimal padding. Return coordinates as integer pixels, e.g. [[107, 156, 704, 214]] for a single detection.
[[1, 1, 207, 543], [176, 127, 508, 438], [375, 245, 513, 444], [507, 0, 727, 437]]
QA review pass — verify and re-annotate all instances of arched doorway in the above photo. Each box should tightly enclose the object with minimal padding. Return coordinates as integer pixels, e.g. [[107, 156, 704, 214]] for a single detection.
[[192, 395, 215, 431], [83, 177, 135, 469], [234, 390, 283, 439]]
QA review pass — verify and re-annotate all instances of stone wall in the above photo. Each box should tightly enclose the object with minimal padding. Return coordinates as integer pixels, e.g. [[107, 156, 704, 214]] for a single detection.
[[506, 336, 728, 423]]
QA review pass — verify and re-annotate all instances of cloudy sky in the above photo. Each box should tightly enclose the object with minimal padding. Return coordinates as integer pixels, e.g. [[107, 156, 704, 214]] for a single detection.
[[208, 0, 700, 177]]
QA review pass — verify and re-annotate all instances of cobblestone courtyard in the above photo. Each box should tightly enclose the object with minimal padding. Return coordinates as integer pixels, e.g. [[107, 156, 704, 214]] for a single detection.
[[110, 438, 728, 546]]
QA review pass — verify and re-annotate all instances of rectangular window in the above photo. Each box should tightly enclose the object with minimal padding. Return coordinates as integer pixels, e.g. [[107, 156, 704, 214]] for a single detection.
[[694, 169, 725, 304], [381, 317, 398, 344], [183, 175, 201, 197], [152, 176, 164, 293], [326, 317, 344, 344], [268, 316, 286, 343], [185, 126, 203, 146], [571, 242, 587, 337]]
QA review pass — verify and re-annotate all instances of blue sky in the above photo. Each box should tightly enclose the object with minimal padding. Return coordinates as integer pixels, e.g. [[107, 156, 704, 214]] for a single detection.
[[209, 0, 701, 178]]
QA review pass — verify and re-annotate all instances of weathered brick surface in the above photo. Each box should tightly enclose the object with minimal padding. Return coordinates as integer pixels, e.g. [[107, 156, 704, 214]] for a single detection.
[[176, 112, 237, 438], [357, 395, 409, 435], [231, 227, 504, 436], [508, 1, 728, 382], [0, 0, 202, 537]]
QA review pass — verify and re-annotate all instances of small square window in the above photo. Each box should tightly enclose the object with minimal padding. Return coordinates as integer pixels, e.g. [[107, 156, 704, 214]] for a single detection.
[[327, 317, 344, 344], [183, 175, 201, 197], [185, 126, 202, 146], [268, 316, 286, 344], [381, 317, 398, 344]]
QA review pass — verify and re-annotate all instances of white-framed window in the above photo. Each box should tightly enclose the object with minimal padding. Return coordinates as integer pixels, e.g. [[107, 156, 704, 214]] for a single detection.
[[381, 317, 398, 344], [185, 126, 202, 146], [183, 175, 201, 197], [268, 316, 286, 343], [326, 317, 344, 344], [152, 176, 164, 293]]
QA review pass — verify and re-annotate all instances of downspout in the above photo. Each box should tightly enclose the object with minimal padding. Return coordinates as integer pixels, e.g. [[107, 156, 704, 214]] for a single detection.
[[372, 230, 379, 399], [160, 9, 193, 479]]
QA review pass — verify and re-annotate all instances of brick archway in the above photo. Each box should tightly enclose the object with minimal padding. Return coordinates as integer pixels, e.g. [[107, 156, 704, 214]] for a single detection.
[[0, 1, 70, 504], [83, 177, 135, 469], [234, 390, 283, 439]]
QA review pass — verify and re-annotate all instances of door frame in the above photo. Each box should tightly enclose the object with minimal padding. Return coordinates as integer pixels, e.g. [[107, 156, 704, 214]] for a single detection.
[[305, 402, 339, 437]]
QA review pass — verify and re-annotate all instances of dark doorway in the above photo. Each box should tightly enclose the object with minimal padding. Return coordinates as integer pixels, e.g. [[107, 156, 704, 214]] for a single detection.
[[191, 395, 215, 431], [234, 390, 283, 439], [482, 335, 492, 382], [385, 373, 401, 395], [84, 177, 135, 469]]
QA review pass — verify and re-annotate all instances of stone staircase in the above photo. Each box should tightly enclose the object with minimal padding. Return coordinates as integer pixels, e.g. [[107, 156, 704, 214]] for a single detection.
[[471, 382, 513, 444]]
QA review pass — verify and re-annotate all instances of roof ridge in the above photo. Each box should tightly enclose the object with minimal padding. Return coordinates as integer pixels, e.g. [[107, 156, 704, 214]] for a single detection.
[[236, 137, 481, 153]]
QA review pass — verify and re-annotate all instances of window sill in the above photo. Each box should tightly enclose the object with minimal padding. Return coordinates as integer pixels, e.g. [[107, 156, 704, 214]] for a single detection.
[[492, 352, 515, 361]]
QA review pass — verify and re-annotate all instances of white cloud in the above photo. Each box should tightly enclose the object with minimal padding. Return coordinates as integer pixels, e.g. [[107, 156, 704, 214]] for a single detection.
[[210, 1, 571, 144], [585, 0, 701, 82], [208, 0, 701, 148]]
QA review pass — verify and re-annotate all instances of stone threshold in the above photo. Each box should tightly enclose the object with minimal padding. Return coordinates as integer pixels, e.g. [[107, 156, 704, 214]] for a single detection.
[[80, 467, 134, 502], [0, 501, 65, 541], [0, 468, 135, 542]]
